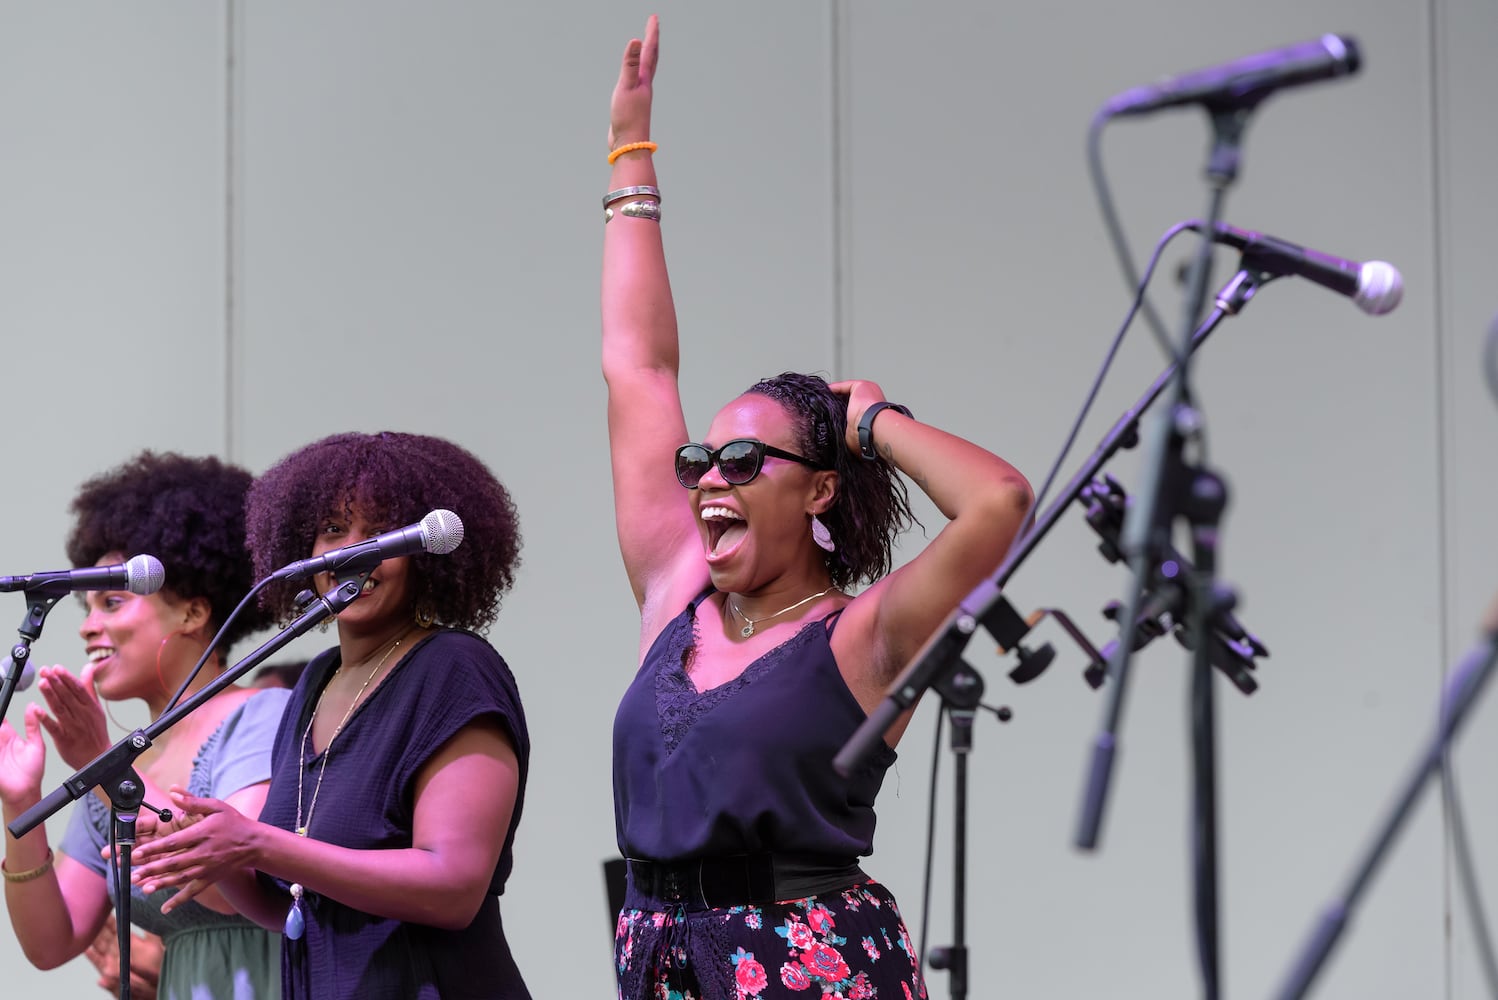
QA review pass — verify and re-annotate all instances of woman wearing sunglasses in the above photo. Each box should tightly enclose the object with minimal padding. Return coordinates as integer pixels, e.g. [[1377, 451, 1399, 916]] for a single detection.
[[603, 17, 1033, 1000]]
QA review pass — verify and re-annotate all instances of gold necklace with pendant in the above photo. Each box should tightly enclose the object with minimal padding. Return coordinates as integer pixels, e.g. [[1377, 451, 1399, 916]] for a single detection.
[[728, 586, 836, 638]]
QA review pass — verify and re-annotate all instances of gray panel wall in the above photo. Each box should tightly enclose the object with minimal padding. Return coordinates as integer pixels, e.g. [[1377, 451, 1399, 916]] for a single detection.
[[2, 2, 1493, 997]]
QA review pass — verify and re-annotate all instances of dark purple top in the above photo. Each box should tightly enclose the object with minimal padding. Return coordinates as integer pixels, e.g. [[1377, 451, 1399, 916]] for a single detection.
[[258, 629, 531, 1000], [613, 588, 897, 863]]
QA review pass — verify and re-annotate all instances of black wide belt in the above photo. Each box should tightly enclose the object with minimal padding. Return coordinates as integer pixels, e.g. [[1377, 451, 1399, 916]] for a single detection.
[[625, 853, 865, 910]]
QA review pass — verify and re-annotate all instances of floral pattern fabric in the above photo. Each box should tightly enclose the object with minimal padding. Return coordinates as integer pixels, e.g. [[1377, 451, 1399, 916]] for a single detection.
[[615, 880, 927, 1000]]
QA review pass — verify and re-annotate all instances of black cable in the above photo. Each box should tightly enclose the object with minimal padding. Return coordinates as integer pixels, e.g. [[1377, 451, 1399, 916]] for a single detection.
[[161, 574, 277, 714], [917, 707, 945, 975], [1440, 757, 1498, 997], [1026, 219, 1198, 520], [1088, 110, 1180, 364]]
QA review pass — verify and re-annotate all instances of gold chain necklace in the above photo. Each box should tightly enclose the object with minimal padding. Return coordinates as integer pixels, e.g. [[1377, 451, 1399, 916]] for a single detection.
[[285, 628, 413, 941], [294, 628, 412, 837], [728, 586, 836, 638]]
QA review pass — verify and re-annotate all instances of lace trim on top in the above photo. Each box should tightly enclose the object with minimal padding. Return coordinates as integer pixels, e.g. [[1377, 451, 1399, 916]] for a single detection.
[[655, 601, 824, 758]]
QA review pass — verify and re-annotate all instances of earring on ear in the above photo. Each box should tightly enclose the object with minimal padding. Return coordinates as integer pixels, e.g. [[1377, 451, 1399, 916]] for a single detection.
[[415, 603, 437, 629], [811, 515, 836, 553]]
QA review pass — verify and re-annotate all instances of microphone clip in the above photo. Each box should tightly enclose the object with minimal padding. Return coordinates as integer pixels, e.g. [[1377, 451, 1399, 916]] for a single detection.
[[1083, 474, 1267, 695]]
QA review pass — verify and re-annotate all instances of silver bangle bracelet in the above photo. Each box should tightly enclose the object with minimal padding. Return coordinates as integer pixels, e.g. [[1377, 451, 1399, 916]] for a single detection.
[[605, 199, 662, 224], [602, 185, 662, 208]]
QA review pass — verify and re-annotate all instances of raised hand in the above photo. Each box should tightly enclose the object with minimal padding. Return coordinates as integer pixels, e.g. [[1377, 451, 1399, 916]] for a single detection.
[[131, 788, 258, 913], [609, 14, 660, 150], [36, 663, 111, 771], [0, 703, 49, 807]]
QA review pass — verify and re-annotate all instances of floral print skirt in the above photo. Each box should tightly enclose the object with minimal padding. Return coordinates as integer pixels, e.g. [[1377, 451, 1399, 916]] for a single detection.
[[615, 879, 928, 1000]]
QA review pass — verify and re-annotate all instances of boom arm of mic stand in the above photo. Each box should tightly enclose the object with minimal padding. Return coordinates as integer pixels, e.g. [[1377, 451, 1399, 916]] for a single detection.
[[834, 270, 1269, 779], [7, 578, 364, 840]]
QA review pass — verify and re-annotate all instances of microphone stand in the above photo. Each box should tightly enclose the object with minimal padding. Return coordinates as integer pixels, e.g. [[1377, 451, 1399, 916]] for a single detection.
[[6, 575, 365, 1000], [918, 661, 1014, 1000], [834, 263, 1269, 1000], [1273, 609, 1498, 999], [1076, 106, 1251, 1000], [833, 263, 1272, 777], [0, 590, 66, 723]]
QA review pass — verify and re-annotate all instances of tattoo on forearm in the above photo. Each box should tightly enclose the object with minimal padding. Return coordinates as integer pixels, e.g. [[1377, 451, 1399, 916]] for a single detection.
[[880, 442, 928, 491]]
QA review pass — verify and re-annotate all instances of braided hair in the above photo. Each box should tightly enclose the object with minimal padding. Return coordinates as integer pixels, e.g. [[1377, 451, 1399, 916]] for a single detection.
[[746, 373, 916, 590]]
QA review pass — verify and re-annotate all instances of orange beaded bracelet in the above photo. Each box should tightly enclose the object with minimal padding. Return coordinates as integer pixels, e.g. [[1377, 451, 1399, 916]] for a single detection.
[[608, 141, 658, 165]]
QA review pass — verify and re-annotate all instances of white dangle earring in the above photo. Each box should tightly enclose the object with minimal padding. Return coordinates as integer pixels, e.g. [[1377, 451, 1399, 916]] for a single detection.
[[811, 515, 836, 553]]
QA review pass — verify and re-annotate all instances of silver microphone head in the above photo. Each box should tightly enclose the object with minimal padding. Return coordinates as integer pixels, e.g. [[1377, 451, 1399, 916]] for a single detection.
[[1355, 261, 1403, 316], [418, 510, 465, 555], [125, 554, 167, 595], [4, 654, 38, 692]]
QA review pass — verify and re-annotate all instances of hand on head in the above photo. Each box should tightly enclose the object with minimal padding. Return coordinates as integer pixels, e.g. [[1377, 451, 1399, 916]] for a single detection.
[[609, 14, 660, 150], [828, 380, 890, 453]]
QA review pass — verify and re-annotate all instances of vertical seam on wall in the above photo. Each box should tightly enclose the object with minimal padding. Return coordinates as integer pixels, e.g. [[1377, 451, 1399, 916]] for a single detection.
[[1426, 0, 1453, 995], [223, 0, 240, 462], [830, 0, 852, 376]]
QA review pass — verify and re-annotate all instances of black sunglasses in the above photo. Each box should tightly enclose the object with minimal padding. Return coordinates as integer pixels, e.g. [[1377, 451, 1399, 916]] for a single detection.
[[674, 438, 823, 489]]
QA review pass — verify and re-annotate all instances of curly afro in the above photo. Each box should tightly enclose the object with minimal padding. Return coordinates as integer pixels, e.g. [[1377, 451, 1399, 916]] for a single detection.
[[745, 373, 917, 590], [246, 432, 521, 633], [65, 452, 269, 651]]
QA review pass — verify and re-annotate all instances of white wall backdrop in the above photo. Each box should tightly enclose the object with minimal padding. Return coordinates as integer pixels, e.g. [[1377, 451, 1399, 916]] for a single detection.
[[1, 1, 1495, 997]]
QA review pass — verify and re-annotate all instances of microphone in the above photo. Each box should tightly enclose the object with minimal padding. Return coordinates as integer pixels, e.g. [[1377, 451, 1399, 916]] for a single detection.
[[272, 509, 464, 581], [1104, 34, 1360, 118], [1195, 221, 1403, 315], [0, 554, 166, 597]]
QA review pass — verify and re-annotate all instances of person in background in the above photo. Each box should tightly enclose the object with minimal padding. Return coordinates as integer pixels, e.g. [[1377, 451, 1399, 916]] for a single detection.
[[1, 451, 286, 999], [83, 662, 308, 998], [602, 17, 1033, 998], [129, 431, 532, 999], [251, 661, 309, 691]]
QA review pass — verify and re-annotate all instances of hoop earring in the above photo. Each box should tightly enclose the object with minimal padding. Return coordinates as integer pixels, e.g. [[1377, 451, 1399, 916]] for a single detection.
[[94, 675, 133, 735], [811, 515, 836, 553], [414, 603, 436, 629]]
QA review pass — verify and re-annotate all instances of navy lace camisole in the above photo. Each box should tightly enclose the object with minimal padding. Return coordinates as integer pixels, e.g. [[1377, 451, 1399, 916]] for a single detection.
[[613, 587, 898, 865]]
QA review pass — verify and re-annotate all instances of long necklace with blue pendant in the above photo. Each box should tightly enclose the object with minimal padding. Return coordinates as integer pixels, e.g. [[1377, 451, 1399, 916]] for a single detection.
[[286, 632, 409, 940]]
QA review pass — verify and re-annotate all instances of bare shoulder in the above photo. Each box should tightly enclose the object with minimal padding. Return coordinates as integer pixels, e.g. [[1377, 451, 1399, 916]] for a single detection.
[[825, 590, 891, 712]]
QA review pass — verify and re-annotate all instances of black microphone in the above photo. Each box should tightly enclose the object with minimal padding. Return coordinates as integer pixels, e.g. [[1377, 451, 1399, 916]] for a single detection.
[[272, 510, 464, 581], [0, 554, 165, 597], [1194, 221, 1403, 315], [1104, 34, 1360, 118]]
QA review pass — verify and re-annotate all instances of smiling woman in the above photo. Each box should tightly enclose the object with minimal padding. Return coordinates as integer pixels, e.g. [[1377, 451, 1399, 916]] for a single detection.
[[602, 17, 1033, 999], [128, 431, 532, 1000], [0, 451, 285, 1000]]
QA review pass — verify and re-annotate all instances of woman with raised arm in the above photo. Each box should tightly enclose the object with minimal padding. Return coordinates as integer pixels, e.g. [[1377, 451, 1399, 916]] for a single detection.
[[604, 17, 1033, 1000], [0, 451, 285, 999], [127, 432, 531, 1000]]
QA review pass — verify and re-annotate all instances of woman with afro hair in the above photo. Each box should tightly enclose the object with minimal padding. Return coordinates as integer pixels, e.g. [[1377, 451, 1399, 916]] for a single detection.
[[130, 431, 531, 1000], [602, 18, 1034, 1000], [0, 451, 286, 999]]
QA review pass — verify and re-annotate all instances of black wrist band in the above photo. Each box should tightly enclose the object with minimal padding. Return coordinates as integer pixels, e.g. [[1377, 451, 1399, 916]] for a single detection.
[[857, 401, 913, 460]]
